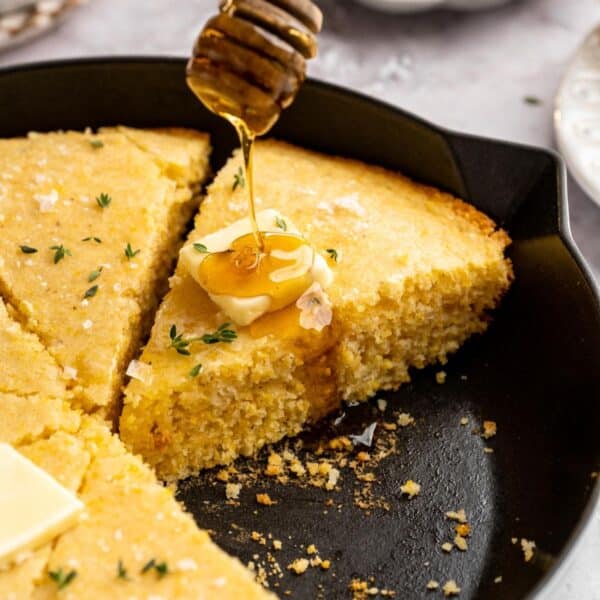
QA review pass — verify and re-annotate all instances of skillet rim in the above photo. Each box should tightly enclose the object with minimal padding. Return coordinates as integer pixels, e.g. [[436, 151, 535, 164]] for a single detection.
[[0, 55, 597, 600]]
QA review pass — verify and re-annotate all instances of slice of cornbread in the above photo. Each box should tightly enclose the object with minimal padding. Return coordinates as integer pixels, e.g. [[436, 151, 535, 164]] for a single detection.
[[0, 297, 79, 446], [121, 140, 513, 481], [0, 432, 91, 600], [0, 420, 271, 600], [0, 300, 268, 598], [32, 418, 271, 599], [0, 127, 211, 418]]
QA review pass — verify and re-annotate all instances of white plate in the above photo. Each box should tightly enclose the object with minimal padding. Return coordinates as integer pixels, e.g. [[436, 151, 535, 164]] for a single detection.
[[555, 25, 600, 209], [355, 0, 512, 13]]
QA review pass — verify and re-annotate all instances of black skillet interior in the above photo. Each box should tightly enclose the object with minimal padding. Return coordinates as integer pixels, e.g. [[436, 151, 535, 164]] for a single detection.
[[0, 58, 598, 599]]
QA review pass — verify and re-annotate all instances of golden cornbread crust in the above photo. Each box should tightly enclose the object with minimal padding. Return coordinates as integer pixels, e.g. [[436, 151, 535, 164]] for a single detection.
[[121, 139, 513, 481], [0, 127, 211, 419], [0, 295, 272, 599]]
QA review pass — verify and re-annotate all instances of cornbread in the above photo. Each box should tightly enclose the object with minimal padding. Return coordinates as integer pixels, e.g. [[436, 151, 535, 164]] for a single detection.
[[0, 127, 210, 418], [0, 298, 79, 446], [0, 421, 271, 599], [121, 139, 513, 480], [0, 295, 269, 598]]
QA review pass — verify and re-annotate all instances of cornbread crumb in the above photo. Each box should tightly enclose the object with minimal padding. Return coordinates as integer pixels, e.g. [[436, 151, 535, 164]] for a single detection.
[[320, 560, 331, 570], [216, 468, 231, 482], [256, 493, 276, 506], [288, 558, 309, 575], [511, 537, 518, 544], [400, 479, 421, 498], [482, 420, 497, 439], [426, 580, 439, 590], [397, 413, 415, 427], [306, 544, 317, 555], [454, 534, 468, 551], [459, 417, 469, 426], [225, 483, 241, 500], [436, 371, 447, 384], [484, 447, 494, 454], [446, 509, 467, 523], [356, 451, 370, 463], [273, 540, 282, 551], [442, 580, 461, 596], [455, 523, 471, 537], [521, 538, 536, 562], [494, 576, 503, 584], [441, 542, 453, 553], [325, 467, 340, 490], [377, 399, 387, 412]]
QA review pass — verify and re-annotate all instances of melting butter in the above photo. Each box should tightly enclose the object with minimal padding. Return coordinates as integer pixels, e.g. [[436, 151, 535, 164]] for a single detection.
[[0, 443, 83, 567], [180, 209, 332, 326]]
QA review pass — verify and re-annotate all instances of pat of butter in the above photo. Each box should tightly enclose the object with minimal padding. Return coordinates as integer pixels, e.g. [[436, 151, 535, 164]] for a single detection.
[[180, 209, 333, 326], [0, 443, 83, 567]]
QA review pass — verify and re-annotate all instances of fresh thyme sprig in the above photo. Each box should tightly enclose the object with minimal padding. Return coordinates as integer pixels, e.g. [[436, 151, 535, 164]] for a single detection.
[[50, 244, 71, 264], [232, 166, 245, 191], [84, 285, 98, 299], [169, 322, 237, 355], [140, 558, 169, 579], [193, 243, 209, 253], [524, 95, 542, 106], [88, 267, 103, 282], [275, 216, 287, 231], [326, 248, 338, 262], [189, 363, 203, 377], [48, 568, 77, 590], [90, 139, 104, 149], [124, 243, 140, 260], [169, 325, 198, 356], [96, 193, 112, 208], [117, 559, 129, 580], [201, 322, 237, 345], [19, 245, 37, 254]]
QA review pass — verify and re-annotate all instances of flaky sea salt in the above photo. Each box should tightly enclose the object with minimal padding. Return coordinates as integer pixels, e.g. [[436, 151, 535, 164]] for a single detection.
[[34, 189, 58, 212], [126, 360, 153, 384], [176, 558, 198, 572], [350, 422, 377, 448], [63, 366, 78, 380], [333, 193, 366, 217]]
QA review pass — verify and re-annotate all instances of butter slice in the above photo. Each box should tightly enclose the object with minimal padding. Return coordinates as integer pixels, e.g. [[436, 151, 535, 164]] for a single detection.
[[0, 443, 83, 567], [180, 209, 333, 326]]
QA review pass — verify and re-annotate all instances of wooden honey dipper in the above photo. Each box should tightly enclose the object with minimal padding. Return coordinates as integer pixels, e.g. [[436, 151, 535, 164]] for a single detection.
[[186, 0, 323, 135]]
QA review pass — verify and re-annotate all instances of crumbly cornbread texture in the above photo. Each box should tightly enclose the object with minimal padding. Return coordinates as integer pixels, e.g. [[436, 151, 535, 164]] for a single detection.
[[0, 260, 268, 598], [0, 127, 210, 418], [121, 140, 513, 481]]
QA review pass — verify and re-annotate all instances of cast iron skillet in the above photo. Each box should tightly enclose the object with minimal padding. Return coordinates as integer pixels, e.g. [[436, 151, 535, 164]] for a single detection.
[[0, 58, 598, 599]]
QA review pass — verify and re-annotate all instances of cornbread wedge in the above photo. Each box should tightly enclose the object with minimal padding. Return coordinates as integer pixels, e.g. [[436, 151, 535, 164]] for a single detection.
[[0, 300, 269, 599], [0, 298, 79, 446], [121, 140, 513, 481], [0, 422, 271, 600], [0, 127, 211, 418]]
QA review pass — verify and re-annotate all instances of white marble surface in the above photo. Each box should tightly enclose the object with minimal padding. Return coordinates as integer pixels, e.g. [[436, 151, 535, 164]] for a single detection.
[[0, 1, 598, 598]]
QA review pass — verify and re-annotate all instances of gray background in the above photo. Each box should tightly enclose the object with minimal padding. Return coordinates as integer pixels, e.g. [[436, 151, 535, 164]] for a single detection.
[[0, 0, 598, 597]]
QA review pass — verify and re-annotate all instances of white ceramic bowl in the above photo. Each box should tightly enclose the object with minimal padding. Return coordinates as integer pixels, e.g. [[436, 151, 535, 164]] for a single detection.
[[555, 25, 600, 208], [355, 0, 512, 12]]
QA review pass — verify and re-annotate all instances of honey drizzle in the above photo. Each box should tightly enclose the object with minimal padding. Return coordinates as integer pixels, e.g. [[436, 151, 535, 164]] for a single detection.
[[226, 116, 264, 252]]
